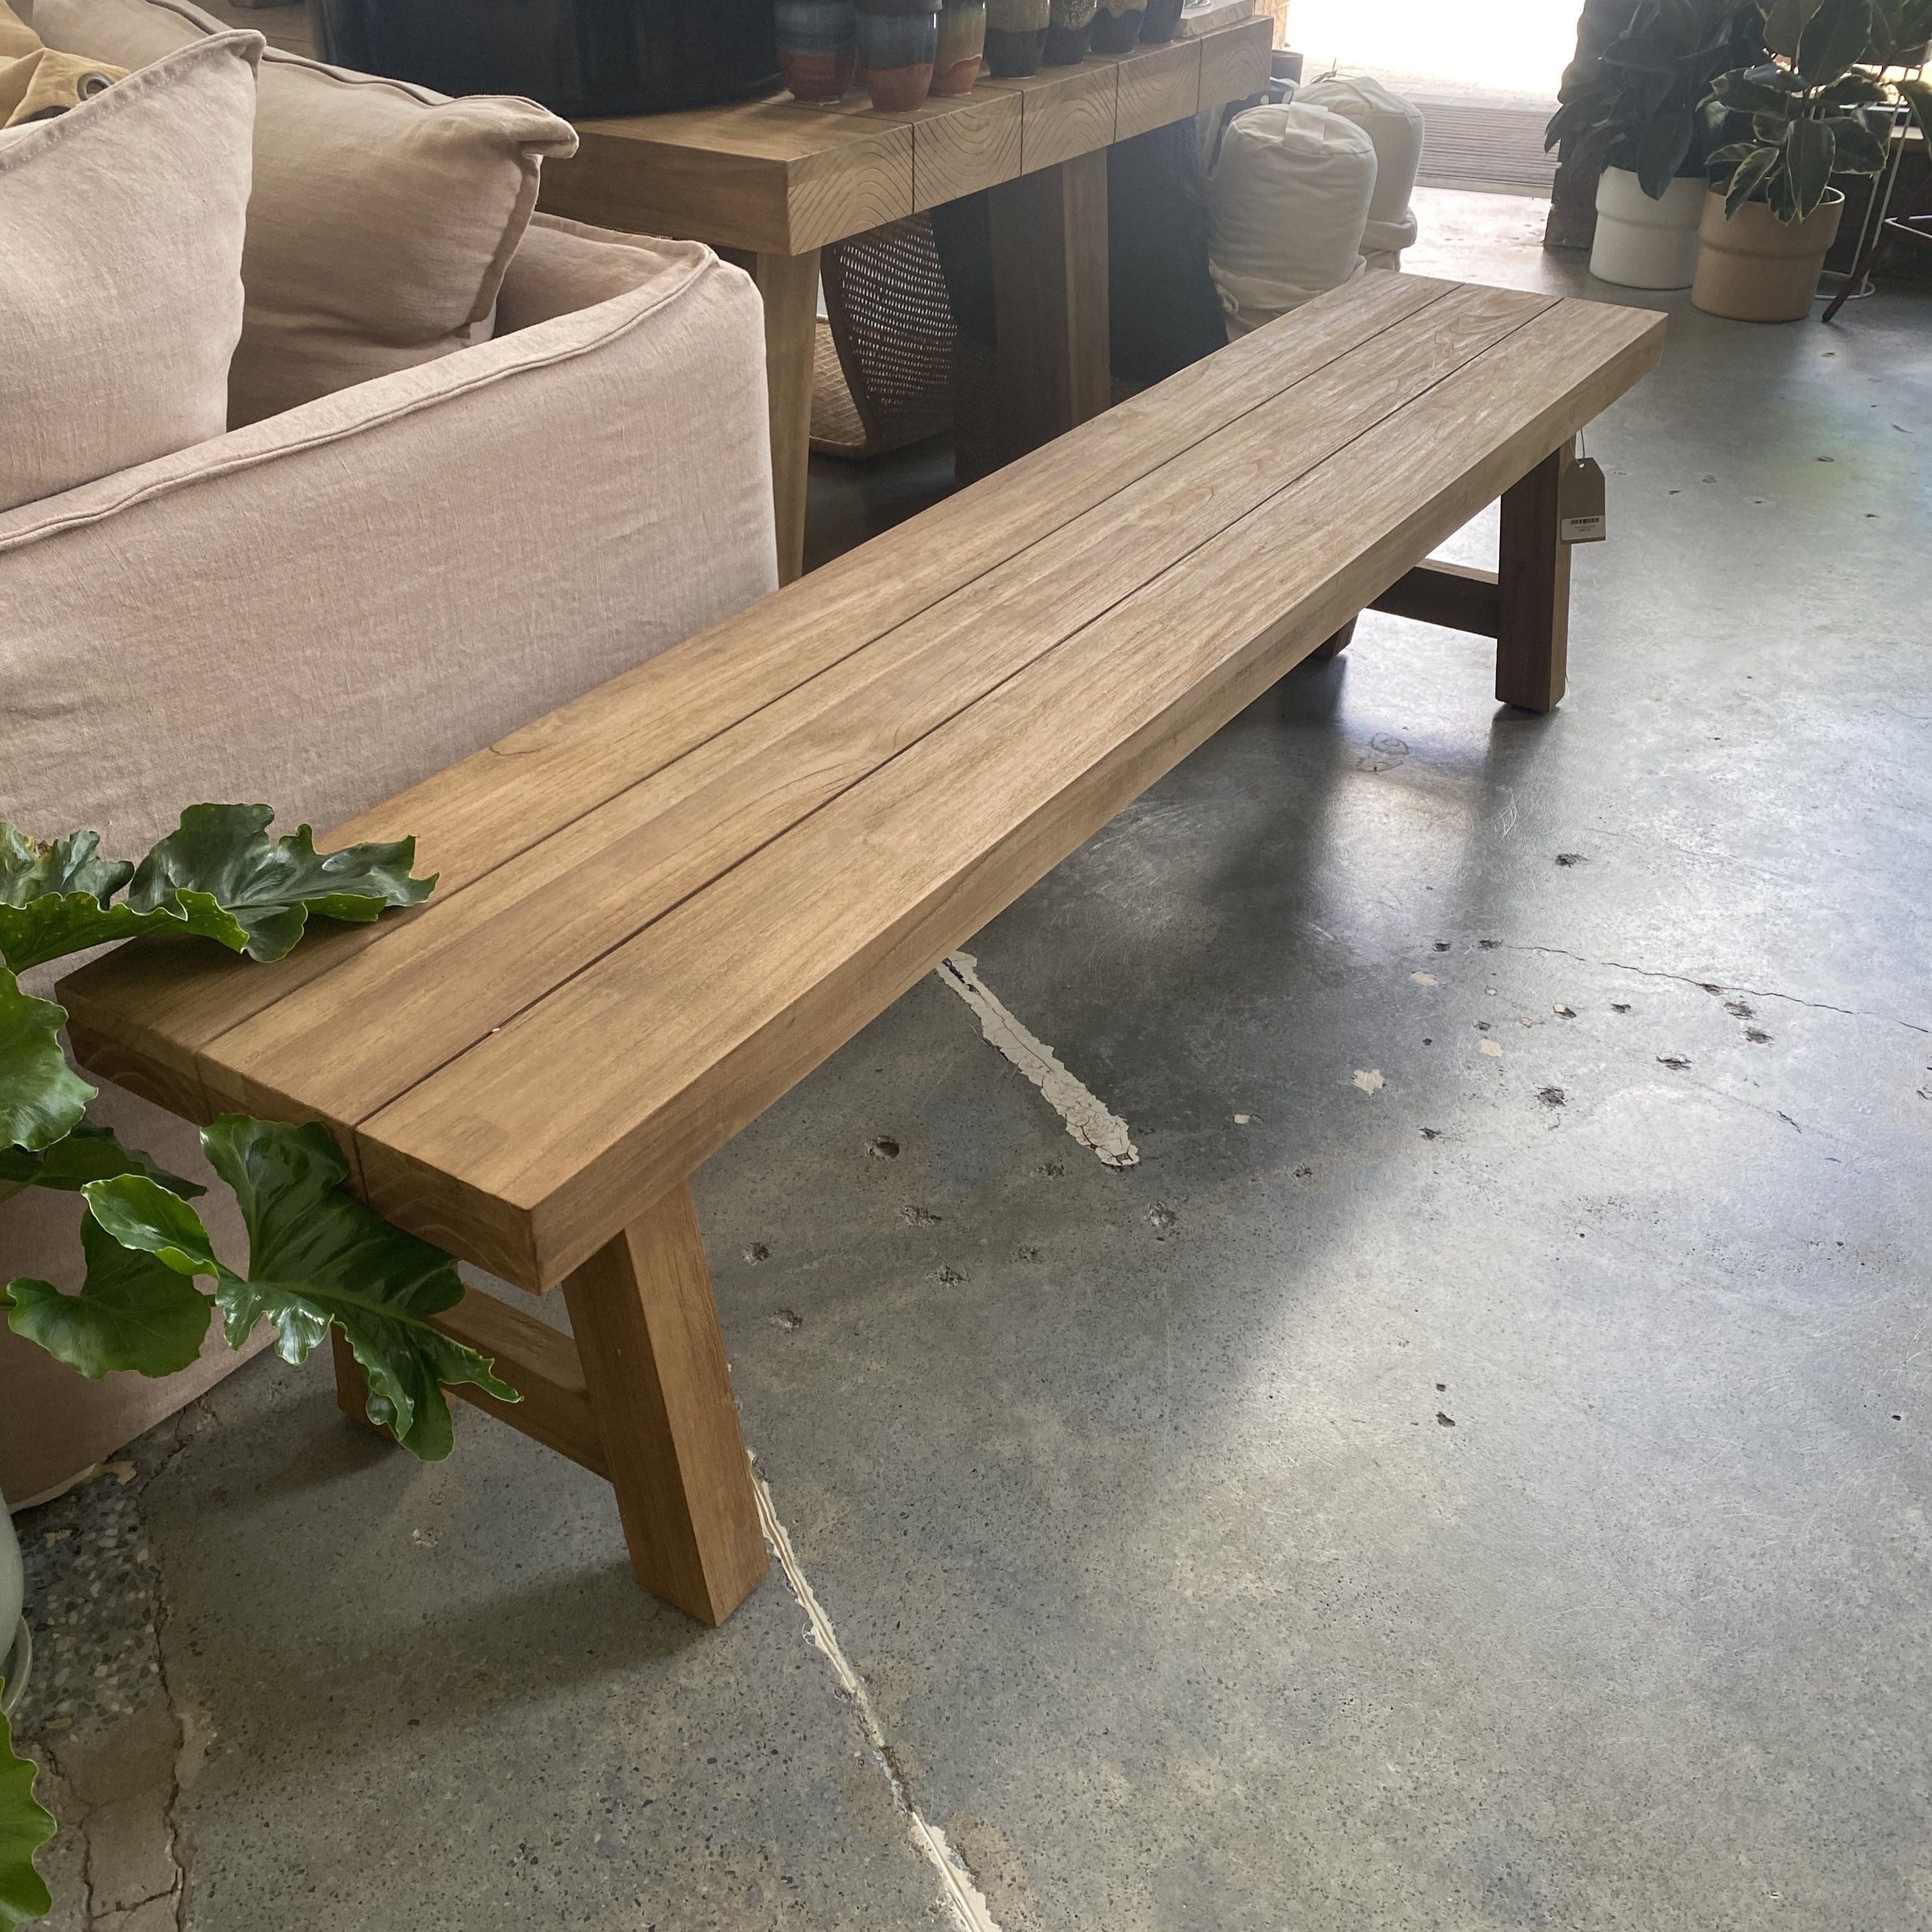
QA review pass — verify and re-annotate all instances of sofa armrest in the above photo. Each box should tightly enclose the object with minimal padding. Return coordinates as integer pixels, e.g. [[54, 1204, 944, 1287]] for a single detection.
[[0, 229, 778, 867]]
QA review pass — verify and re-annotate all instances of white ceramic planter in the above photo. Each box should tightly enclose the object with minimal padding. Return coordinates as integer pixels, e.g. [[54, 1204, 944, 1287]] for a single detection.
[[1590, 167, 1705, 290]]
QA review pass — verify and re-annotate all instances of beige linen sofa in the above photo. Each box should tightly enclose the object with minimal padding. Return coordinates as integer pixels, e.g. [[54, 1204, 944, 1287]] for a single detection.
[[0, 210, 779, 1503]]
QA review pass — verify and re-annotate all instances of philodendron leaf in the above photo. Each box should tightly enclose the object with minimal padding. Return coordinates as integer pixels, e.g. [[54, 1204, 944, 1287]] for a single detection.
[[0, 1692, 55, 1931], [0, 970, 93, 1153], [3, 1212, 212, 1378], [0, 824, 129, 906], [85, 1123, 516, 1460], [0, 1120, 205, 1199], [127, 806, 435, 964]]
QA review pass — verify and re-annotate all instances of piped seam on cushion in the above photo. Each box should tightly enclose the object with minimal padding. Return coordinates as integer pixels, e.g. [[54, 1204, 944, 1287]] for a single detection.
[[0, 241, 744, 552]]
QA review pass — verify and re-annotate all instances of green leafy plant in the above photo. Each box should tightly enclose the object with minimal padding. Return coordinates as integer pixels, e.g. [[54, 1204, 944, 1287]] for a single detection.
[[0, 806, 516, 1461], [1704, 0, 1932, 219], [0, 1682, 54, 1930], [1547, 0, 1764, 197]]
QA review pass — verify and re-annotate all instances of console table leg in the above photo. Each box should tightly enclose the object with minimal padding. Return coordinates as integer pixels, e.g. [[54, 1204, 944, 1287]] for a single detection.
[[562, 1184, 768, 1625], [756, 249, 821, 586], [1495, 439, 1574, 713], [990, 150, 1112, 463]]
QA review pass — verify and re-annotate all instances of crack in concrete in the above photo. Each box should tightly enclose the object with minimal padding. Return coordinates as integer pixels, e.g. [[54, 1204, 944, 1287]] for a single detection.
[[751, 1465, 1004, 1932], [1503, 944, 1931, 1036]]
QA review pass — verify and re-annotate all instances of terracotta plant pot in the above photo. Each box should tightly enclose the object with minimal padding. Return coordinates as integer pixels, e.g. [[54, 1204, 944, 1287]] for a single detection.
[[985, 0, 1048, 74], [856, 0, 938, 107], [1691, 186, 1844, 323], [1044, 0, 1095, 63], [775, 0, 858, 101], [1139, 0, 1184, 40], [1590, 167, 1703, 290], [1090, 0, 1144, 52], [933, 0, 986, 93]]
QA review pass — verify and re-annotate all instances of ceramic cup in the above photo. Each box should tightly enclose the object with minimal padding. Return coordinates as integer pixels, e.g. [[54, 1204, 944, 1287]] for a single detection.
[[1044, 0, 1095, 63], [1139, 0, 1184, 41], [1090, 0, 1144, 52], [775, 0, 858, 101], [933, 0, 987, 93], [985, 0, 1049, 75], [857, 2, 939, 108]]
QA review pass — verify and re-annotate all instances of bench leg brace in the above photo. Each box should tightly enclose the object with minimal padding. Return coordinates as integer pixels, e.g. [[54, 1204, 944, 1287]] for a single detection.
[[331, 1182, 768, 1627], [1495, 439, 1574, 714], [562, 1186, 769, 1625]]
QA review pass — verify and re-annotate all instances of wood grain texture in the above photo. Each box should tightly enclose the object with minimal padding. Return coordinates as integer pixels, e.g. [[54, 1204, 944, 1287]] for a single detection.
[[1114, 38, 1203, 139], [908, 88, 1024, 209], [59, 273, 1456, 1093], [987, 59, 1118, 173], [1496, 440, 1574, 711], [561, 1186, 766, 1625], [432, 1290, 608, 1478], [757, 249, 822, 585], [180, 286, 1516, 1182], [1197, 13, 1272, 110], [990, 150, 1113, 454], [1369, 559, 1503, 636], [350, 293, 1662, 1287]]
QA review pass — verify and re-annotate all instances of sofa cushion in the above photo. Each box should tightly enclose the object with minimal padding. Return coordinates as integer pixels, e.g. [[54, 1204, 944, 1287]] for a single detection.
[[0, 29, 258, 513], [32, 0, 577, 425]]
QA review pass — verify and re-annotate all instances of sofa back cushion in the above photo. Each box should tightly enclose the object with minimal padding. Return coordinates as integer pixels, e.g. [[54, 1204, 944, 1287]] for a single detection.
[[0, 29, 258, 511], [32, 0, 576, 425]]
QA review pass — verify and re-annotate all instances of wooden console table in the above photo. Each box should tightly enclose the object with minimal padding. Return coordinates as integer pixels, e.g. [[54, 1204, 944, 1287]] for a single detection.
[[537, 18, 1274, 581]]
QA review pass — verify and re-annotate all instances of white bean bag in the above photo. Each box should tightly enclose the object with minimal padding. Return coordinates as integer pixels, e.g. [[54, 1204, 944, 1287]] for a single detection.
[[1207, 101, 1378, 339], [1298, 73, 1424, 270]]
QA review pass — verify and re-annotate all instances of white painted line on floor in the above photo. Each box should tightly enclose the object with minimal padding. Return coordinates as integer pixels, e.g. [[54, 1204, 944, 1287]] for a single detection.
[[938, 951, 1139, 1169], [753, 1469, 1004, 1932]]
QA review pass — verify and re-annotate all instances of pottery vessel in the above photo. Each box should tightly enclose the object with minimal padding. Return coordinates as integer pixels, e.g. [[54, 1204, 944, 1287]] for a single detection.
[[775, 0, 858, 101], [1139, 0, 1184, 40], [1044, 0, 1095, 63], [985, 0, 1049, 74], [856, 0, 938, 108], [1589, 167, 1703, 290], [933, 0, 986, 93], [1090, 0, 1144, 53], [1691, 186, 1844, 322]]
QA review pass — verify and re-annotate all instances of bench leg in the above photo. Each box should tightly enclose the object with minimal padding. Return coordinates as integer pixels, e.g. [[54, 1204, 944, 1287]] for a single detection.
[[1307, 616, 1357, 662], [562, 1184, 769, 1626], [1495, 439, 1573, 713]]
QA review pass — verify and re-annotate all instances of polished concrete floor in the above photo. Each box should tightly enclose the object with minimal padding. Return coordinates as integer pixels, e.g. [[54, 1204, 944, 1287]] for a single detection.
[[13, 195, 1931, 1932]]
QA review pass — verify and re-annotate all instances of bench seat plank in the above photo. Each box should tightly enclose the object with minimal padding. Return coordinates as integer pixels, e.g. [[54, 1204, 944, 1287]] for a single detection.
[[61, 273, 1456, 1112], [63, 277, 1663, 1295], [367, 295, 1660, 1286], [180, 284, 1553, 1142]]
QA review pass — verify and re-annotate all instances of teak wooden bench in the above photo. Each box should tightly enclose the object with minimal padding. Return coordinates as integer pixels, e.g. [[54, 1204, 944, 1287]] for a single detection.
[[61, 273, 1664, 1627]]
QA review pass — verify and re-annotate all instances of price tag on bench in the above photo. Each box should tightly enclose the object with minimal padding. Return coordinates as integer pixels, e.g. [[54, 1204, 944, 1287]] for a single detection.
[[1559, 455, 1607, 544]]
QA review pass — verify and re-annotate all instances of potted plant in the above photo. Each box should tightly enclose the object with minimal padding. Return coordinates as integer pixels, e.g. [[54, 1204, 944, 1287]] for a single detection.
[[1544, 0, 1760, 289], [1694, 0, 1932, 319]]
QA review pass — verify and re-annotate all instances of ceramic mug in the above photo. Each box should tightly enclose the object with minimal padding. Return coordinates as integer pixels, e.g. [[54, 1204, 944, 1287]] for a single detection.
[[1090, 0, 1145, 52], [857, 2, 939, 108], [933, 0, 987, 93], [1044, 0, 1095, 63], [985, 0, 1050, 75], [775, 0, 858, 101]]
